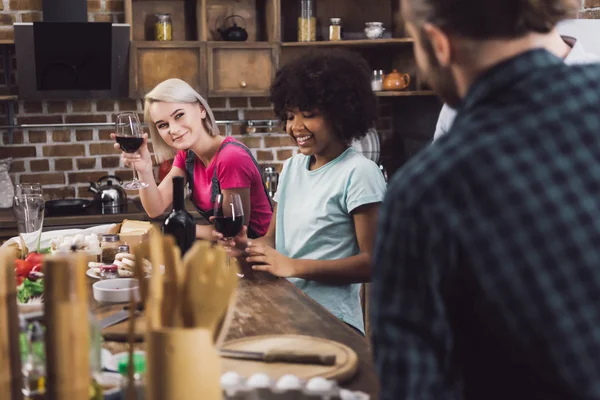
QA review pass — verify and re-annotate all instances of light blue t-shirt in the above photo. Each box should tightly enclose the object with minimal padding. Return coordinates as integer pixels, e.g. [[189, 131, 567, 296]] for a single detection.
[[273, 147, 387, 333]]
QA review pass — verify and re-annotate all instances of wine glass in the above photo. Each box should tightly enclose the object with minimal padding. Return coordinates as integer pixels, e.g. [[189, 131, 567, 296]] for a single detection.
[[115, 112, 148, 190], [13, 184, 45, 253], [214, 193, 244, 277]]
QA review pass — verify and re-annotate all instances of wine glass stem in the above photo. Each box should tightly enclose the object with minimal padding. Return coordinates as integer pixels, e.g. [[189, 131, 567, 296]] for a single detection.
[[132, 164, 138, 182]]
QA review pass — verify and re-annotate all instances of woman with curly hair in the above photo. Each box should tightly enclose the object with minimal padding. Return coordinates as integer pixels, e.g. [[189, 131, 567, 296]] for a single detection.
[[222, 49, 386, 334]]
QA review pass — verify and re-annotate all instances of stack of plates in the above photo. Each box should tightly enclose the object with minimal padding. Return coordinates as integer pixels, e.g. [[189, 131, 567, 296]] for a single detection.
[[351, 128, 380, 163]]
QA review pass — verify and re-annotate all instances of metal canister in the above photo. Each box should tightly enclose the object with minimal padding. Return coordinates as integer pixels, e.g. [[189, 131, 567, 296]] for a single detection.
[[262, 167, 279, 198]]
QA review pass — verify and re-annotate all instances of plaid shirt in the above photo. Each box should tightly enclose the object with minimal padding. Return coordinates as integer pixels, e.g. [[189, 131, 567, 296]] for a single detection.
[[371, 50, 600, 400]]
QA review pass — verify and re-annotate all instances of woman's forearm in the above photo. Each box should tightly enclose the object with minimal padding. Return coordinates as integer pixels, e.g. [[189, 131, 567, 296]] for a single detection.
[[137, 169, 168, 218], [292, 253, 372, 284], [250, 234, 275, 249]]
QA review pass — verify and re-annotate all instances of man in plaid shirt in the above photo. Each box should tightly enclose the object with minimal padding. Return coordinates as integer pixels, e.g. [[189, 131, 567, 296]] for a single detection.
[[371, 0, 600, 399]]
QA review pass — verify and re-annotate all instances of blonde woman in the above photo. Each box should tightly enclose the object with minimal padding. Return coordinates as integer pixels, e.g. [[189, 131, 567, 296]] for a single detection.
[[112, 78, 273, 240]]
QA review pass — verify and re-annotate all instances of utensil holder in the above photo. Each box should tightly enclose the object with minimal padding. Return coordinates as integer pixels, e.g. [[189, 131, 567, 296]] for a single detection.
[[0, 249, 22, 400], [146, 327, 223, 400], [44, 253, 90, 400]]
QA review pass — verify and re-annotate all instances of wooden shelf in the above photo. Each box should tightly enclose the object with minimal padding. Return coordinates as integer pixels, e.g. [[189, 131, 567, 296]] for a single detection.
[[0, 95, 18, 101], [0, 40, 14, 45], [375, 90, 436, 97], [282, 38, 414, 47]]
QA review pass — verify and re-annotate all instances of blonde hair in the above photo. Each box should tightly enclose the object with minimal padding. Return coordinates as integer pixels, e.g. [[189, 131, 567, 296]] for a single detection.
[[144, 78, 220, 163]]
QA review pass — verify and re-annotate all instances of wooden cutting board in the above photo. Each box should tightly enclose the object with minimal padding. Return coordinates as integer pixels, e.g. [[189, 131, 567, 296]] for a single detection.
[[220, 335, 359, 383], [98, 309, 146, 342]]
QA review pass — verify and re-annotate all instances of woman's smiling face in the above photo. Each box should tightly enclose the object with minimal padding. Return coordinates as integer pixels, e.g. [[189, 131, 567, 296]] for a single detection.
[[149, 101, 206, 150], [285, 108, 339, 157]]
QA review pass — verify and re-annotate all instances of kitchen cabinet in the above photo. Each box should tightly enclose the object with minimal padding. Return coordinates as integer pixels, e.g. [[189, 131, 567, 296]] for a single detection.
[[206, 42, 278, 97], [129, 41, 207, 99], [125, 0, 280, 98]]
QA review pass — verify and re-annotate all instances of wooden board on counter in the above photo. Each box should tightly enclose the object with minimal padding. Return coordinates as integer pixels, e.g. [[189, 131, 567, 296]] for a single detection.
[[220, 335, 359, 383]]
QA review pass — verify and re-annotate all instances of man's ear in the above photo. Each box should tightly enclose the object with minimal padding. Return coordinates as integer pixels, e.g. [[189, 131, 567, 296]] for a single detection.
[[422, 22, 452, 67]]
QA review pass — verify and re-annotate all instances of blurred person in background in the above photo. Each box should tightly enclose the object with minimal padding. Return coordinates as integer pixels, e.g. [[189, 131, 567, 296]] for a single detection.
[[433, 27, 600, 140]]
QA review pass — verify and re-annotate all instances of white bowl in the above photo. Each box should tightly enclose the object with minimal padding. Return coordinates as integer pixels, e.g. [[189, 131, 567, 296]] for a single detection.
[[92, 278, 140, 303], [96, 372, 122, 396]]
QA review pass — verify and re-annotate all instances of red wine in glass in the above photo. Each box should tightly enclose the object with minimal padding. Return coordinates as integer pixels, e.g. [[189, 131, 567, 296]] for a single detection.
[[214, 193, 244, 277], [115, 136, 144, 153], [115, 112, 148, 190], [214, 215, 244, 238]]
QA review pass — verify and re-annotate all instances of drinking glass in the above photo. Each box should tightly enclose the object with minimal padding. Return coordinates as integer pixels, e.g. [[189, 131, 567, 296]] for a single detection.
[[115, 112, 148, 190], [13, 184, 45, 253], [214, 193, 244, 277], [15, 183, 43, 196]]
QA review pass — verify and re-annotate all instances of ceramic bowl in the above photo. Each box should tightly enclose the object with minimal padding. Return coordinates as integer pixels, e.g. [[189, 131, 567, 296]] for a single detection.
[[92, 278, 140, 303]]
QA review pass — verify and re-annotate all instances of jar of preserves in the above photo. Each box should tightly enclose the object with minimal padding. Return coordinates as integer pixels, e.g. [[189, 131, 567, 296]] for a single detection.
[[298, 0, 316, 42], [100, 264, 119, 280], [329, 18, 342, 41], [101, 234, 120, 264], [155, 13, 173, 41]]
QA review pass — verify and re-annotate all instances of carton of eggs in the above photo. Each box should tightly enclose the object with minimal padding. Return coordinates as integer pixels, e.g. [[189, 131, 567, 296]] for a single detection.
[[220, 372, 369, 400]]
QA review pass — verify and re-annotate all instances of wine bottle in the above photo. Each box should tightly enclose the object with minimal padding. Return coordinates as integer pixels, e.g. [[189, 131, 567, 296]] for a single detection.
[[162, 176, 195, 255]]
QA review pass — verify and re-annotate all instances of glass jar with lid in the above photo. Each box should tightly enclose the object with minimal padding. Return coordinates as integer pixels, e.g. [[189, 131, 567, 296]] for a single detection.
[[298, 0, 316, 42], [155, 13, 173, 41], [101, 234, 121, 264], [329, 18, 342, 41]]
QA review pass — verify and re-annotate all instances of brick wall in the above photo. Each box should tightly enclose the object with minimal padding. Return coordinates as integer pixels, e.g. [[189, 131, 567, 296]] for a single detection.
[[580, 0, 600, 18], [0, 0, 395, 200]]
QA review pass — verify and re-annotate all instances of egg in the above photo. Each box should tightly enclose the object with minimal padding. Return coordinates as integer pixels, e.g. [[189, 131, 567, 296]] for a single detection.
[[246, 373, 271, 389], [306, 377, 333, 393], [58, 242, 71, 252], [275, 374, 302, 391], [220, 371, 244, 389], [74, 234, 85, 248]]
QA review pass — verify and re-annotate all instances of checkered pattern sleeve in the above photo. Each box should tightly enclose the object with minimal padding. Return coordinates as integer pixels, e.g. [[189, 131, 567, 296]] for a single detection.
[[371, 180, 462, 400]]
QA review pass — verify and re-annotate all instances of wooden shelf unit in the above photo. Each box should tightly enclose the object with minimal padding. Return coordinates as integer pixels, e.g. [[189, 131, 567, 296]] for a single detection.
[[123, 0, 438, 97], [281, 38, 414, 47], [375, 90, 436, 97]]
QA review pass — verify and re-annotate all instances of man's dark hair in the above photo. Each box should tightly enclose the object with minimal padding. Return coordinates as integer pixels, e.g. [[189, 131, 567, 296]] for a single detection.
[[269, 48, 377, 144], [406, 0, 578, 39]]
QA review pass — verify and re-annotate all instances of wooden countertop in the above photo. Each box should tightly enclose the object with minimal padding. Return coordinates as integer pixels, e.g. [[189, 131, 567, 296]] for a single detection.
[[94, 271, 380, 397]]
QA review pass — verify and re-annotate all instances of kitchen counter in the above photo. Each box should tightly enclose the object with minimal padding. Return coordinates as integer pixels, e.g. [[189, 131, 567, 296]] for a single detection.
[[94, 271, 380, 397], [0, 200, 205, 242]]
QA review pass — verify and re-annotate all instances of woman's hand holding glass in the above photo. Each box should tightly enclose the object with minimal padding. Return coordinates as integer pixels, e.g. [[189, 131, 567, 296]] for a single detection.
[[212, 224, 250, 258], [111, 132, 153, 175]]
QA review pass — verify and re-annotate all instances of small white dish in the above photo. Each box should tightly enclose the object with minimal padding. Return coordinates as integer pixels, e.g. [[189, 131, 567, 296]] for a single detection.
[[92, 278, 140, 303], [96, 372, 122, 395]]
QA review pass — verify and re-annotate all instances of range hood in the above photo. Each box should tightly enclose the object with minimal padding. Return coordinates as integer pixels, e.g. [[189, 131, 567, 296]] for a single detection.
[[14, 0, 130, 100]]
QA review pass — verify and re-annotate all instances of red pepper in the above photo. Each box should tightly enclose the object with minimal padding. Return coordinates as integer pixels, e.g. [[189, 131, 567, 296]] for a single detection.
[[25, 252, 43, 266], [31, 264, 43, 273], [15, 259, 33, 277]]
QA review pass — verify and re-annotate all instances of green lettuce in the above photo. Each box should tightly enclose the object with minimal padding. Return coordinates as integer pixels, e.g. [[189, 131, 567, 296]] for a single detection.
[[17, 278, 44, 304]]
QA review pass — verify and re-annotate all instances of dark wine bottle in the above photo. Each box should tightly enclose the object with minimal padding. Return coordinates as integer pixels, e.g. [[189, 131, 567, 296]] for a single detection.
[[162, 176, 195, 255]]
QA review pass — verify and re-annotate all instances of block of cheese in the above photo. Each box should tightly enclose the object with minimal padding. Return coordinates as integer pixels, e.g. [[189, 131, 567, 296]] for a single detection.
[[118, 219, 154, 250]]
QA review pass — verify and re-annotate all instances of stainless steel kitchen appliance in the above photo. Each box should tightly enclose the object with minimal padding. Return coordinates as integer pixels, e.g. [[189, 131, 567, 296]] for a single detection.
[[88, 175, 128, 214]]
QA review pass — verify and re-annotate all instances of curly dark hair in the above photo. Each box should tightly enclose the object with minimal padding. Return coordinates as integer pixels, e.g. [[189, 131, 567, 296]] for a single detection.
[[269, 48, 377, 144]]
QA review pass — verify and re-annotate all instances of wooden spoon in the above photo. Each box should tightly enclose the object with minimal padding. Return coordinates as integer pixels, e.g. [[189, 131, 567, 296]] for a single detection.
[[181, 241, 239, 336]]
